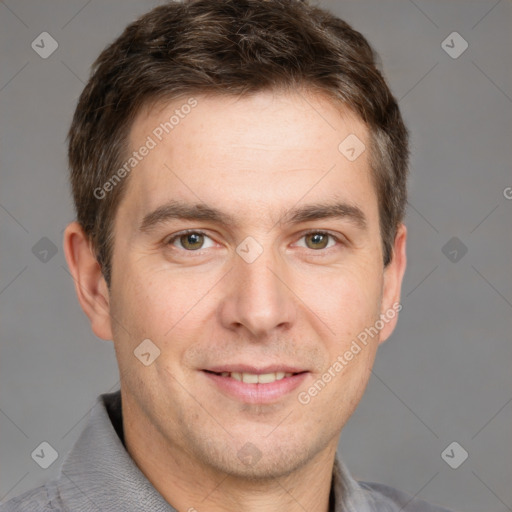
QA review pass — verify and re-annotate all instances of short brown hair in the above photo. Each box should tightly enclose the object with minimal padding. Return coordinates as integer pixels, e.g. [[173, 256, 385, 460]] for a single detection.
[[68, 0, 409, 286]]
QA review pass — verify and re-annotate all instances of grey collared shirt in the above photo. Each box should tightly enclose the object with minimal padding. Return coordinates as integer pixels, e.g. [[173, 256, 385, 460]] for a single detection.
[[1, 390, 453, 512]]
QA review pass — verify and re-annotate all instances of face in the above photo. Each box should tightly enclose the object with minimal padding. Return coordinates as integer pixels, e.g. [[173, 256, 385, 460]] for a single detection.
[[94, 90, 405, 479]]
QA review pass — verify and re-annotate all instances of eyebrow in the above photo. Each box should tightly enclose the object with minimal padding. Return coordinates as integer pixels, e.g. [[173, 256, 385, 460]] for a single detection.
[[139, 199, 367, 233]]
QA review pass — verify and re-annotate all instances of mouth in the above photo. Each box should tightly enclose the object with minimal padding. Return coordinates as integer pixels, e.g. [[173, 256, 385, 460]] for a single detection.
[[201, 366, 309, 404], [204, 369, 298, 383]]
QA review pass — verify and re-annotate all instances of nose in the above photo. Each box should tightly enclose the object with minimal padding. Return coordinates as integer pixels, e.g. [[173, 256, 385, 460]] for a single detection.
[[218, 243, 296, 339]]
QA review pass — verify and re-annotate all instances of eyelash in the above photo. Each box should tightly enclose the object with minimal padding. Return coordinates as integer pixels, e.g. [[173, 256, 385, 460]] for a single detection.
[[165, 229, 345, 255]]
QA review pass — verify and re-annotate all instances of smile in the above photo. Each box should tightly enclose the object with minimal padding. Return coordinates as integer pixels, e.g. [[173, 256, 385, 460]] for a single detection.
[[202, 369, 309, 404], [213, 371, 294, 383]]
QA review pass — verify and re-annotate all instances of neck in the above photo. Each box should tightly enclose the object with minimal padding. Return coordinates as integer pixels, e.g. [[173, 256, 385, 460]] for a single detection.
[[122, 395, 338, 512]]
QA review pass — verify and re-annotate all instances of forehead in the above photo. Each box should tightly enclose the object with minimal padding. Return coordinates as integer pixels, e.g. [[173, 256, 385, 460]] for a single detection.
[[117, 90, 377, 230]]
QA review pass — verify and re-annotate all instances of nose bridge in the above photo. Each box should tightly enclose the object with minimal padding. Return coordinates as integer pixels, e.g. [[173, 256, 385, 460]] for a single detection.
[[221, 236, 296, 337]]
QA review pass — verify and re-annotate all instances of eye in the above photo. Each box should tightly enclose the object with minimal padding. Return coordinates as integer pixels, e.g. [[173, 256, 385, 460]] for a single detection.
[[166, 230, 215, 251], [295, 231, 340, 251], [165, 230, 342, 253]]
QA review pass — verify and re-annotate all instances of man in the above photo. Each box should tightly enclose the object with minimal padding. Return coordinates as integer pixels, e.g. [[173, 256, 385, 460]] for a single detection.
[[1, 0, 454, 511]]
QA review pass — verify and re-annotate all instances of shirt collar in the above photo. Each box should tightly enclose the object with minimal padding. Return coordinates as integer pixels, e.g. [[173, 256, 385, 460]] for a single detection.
[[56, 390, 376, 512], [331, 454, 378, 511], [57, 390, 176, 511]]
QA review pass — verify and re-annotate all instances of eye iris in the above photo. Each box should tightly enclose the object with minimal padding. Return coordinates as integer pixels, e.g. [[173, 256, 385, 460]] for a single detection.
[[306, 233, 328, 250], [176, 233, 331, 251], [181, 233, 204, 250]]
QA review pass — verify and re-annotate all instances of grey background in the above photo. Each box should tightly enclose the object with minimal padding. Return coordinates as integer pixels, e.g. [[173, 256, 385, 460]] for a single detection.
[[1, 1, 511, 511]]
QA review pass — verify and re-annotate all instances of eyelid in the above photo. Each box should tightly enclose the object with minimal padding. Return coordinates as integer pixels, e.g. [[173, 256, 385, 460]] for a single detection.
[[165, 228, 346, 253], [292, 229, 346, 250], [165, 229, 216, 251]]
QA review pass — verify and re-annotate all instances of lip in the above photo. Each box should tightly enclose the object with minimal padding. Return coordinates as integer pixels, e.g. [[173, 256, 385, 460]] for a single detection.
[[202, 369, 309, 404], [204, 364, 306, 374]]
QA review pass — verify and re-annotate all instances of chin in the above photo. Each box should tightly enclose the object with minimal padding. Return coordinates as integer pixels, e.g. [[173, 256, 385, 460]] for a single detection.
[[191, 431, 322, 481]]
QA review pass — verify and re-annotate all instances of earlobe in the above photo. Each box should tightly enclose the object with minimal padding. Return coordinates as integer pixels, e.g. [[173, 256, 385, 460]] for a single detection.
[[63, 221, 113, 341], [378, 223, 407, 345]]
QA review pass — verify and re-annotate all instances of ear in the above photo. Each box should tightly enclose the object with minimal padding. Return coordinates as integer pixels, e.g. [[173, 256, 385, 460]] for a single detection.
[[63, 221, 113, 341], [378, 223, 407, 344]]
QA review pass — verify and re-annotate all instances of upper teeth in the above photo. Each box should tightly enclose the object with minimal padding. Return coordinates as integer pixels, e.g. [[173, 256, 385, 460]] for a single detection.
[[220, 372, 293, 383]]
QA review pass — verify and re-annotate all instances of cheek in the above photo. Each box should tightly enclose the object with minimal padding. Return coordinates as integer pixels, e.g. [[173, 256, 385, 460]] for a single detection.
[[111, 262, 216, 354], [109, 263, 168, 347], [294, 261, 383, 336]]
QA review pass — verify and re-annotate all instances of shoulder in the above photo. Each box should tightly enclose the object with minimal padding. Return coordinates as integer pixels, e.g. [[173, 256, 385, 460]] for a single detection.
[[0, 484, 60, 512], [358, 480, 456, 512]]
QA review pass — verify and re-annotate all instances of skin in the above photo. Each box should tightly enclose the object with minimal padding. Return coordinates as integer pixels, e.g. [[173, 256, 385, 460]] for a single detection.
[[64, 89, 407, 512]]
